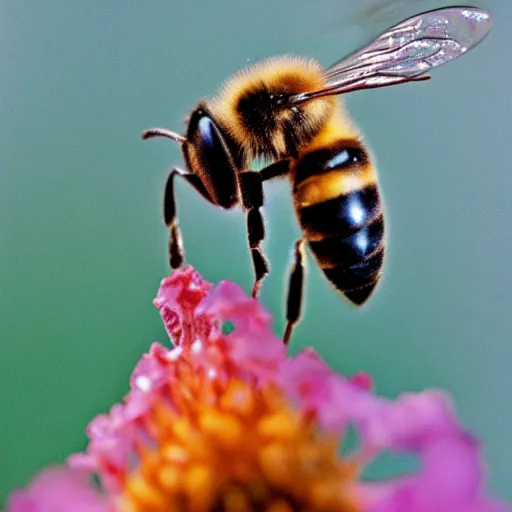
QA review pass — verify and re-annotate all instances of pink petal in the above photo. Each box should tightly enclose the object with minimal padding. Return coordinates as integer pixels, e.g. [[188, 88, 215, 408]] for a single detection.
[[69, 343, 183, 491], [6, 467, 113, 512], [196, 280, 273, 333], [360, 391, 459, 450], [153, 266, 212, 346], [278, 347, 378, 431], [277, 347, 508, 511], [352, 392, 509, 511], [196, 280, 286, 380], [130, 342, 180, 395]]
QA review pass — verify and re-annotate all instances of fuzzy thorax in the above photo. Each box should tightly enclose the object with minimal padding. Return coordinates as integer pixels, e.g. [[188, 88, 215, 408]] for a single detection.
[[208, 56, 337, 162]]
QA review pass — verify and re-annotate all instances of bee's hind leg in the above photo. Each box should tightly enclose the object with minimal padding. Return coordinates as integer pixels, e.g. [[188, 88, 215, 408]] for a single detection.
[[283, 239, 306, 345]]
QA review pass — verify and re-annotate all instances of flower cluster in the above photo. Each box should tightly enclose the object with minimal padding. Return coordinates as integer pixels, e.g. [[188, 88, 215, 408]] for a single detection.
[[6, 267, 507, 511]]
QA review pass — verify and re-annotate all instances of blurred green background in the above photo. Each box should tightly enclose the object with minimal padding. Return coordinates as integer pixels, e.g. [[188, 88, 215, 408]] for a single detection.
[[1, 0, 510, 504]]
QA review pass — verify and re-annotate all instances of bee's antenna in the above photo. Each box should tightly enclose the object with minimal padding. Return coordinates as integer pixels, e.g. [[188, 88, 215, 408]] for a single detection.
[[141, 128, 186, 145]]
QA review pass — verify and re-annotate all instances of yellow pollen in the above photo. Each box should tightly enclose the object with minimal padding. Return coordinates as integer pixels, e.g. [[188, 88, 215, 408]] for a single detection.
[[200, 411, 243, 447], [120, 377, 360, 512], [219, 380, 255, 417], [259, 443, 291, 488], [161, 443, 189, 464], [258, 412, 298, 439], [171, 417, 194, 444], [126, 473, 166, 509], [184, 465, 214, 499], [157, 465, 181, 492]]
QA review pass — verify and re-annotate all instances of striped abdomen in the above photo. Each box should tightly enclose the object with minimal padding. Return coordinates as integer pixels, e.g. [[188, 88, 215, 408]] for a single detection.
[[292, 139, 384, 305]]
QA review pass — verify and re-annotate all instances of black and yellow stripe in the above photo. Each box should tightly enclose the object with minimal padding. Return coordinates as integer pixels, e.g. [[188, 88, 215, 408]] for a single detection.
[[292, 138, 384, 305]]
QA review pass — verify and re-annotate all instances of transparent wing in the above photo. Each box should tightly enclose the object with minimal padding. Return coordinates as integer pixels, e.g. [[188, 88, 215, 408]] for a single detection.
[[289, 7, 492, 104]]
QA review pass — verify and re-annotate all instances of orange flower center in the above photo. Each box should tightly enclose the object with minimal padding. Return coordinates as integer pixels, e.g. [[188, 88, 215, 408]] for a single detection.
[[120, 363, 359, 512]]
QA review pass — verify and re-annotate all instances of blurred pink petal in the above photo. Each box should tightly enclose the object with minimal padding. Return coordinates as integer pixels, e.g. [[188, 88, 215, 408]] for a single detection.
[[354, 408, 506, 511], [278, 345, 505, 510], [6, 467, 113, 512]]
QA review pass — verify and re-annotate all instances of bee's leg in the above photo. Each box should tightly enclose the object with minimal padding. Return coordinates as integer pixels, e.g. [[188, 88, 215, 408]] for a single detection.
[[283, 239, 306, 345], [239, 170, 269, 298], [259, 159, 290, 181], [164, 168, 211, 268], [238, 160, 291, 298]]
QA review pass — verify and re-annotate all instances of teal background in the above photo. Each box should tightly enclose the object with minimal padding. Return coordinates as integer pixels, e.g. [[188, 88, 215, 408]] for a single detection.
[[1, 0, 510, 504]]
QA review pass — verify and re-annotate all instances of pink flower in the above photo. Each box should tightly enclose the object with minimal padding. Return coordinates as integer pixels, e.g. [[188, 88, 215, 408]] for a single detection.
[[7, 267, 507, 511]]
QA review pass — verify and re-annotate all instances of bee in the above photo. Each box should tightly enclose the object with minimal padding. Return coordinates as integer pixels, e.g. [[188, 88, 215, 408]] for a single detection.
[[142, 7, 492, 344]]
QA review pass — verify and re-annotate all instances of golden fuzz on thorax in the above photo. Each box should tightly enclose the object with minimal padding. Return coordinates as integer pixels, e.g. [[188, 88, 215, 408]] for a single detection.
[[208, 56, 338, 161], [214, 56, 327, 100]]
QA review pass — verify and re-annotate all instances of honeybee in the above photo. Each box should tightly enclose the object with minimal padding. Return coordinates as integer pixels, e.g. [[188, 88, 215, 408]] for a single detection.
[[143, 7, 492, 344]]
